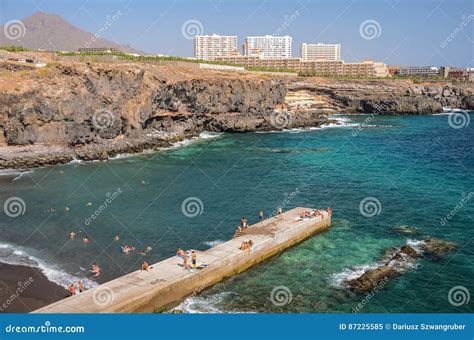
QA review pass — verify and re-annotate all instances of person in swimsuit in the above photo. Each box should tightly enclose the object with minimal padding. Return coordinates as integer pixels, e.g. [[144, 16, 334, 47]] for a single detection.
[[183, 254, 189, 270], [176, 248, 186, 258], [141, 261, 152, 271], [191, 251, 197, 269], [91, 263, 101, 277], [68, 283, 75, 296], [278, 207, 283, 220], [83, 236, 89, 244]]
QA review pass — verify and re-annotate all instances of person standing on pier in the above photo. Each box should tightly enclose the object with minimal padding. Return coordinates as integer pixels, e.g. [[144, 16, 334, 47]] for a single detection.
[[183, 253, 189, 270], [259, 210, 264, 221], [278, 207, 283, 220], [191, 251, 197, 269]]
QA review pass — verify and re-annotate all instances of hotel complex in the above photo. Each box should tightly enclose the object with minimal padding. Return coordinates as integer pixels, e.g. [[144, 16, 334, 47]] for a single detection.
[[194, 34, 238, 61], [243, 35, 292, 59], [193, 34, 389, 78], [300, 43, 341, 61]]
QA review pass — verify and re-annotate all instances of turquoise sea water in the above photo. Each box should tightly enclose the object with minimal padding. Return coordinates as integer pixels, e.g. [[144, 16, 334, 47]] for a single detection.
[[0, 113, 472, 313]]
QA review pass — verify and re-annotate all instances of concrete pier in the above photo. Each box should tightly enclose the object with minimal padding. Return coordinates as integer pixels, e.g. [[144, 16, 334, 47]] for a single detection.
[[34, 207, 331, 313]]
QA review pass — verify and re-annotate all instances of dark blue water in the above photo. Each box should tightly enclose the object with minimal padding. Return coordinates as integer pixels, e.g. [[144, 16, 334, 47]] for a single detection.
[[0, 114, 472, 313]]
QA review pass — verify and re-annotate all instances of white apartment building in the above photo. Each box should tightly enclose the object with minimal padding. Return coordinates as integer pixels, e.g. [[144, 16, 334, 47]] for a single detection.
[[243, 35, 292, 59], [194, 34, 238, 60], [300, 43, 341, 61]]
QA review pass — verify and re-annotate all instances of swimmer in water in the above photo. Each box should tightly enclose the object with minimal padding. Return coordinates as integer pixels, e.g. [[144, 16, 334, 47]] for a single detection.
[[69, 231, 76, 239]]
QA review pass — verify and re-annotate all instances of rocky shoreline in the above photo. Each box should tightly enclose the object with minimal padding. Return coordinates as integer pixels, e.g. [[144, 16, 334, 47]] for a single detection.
[[1, 61, 473, 169]]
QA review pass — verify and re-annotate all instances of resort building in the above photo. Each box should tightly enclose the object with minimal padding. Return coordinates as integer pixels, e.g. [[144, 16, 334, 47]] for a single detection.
[[194, 34, 238, 61], [214, 55, 389, 78], [397, 66, 440, 77], [243, 35, 292, 59], [300, 43, 341, 61]]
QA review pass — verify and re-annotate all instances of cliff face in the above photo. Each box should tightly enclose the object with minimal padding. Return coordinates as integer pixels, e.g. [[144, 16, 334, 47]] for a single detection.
[[286, 81, 473, 114], [0, 63, 288, 147], [0, 62, 473, 169]]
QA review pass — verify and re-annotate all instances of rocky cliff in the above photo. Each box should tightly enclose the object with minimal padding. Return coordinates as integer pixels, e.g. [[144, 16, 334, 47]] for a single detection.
[[0, 61, 472, 169], [0, 62, 329, 168], [287, 81, 473, 115]]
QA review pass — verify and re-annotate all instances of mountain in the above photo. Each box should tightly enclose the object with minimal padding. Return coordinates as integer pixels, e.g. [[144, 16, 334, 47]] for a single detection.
[[0, 12, 145, 54]]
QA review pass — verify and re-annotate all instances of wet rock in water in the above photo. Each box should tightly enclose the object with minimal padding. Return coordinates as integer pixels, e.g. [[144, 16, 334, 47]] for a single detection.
[[346, 266, 398, 292], [421, 238, 458, 258], [347, 245, 419, 292], [392, 225, 420, 235], [399, 245, 418, 258]]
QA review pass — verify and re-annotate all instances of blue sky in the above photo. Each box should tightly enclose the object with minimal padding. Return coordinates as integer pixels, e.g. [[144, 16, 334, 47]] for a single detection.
[[1, 0, 472, 66]]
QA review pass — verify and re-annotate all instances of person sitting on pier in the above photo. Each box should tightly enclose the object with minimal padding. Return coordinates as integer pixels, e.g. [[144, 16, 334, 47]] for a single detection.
[[141, 261, 152, 271], [240, 240, 254, 251], [240, 217, 248, 229]]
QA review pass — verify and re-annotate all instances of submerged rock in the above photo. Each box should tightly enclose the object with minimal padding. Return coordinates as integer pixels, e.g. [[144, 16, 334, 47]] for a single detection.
[[392, 225, 420, 235], [421, 238, 458, 258]]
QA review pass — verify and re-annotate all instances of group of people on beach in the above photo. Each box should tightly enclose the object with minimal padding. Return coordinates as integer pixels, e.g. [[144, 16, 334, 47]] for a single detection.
[[68, 281, 86, 296]]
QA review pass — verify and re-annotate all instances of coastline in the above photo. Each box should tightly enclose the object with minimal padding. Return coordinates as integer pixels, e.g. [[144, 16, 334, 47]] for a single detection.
[[0, 262, 68, 313]]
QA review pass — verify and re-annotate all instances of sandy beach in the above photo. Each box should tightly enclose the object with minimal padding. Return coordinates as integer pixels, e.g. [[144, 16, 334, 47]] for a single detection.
[[0, 262, 68, 313]]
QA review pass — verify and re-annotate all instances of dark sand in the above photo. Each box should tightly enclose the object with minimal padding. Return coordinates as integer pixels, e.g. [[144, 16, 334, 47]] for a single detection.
[[0, 262, 68, 313]]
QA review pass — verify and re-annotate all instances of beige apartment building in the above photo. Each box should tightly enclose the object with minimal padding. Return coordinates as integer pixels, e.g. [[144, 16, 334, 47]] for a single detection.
[[194, 34, 238, 60], [300, 43, 341, 61], [214, 55, 389, 78]]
